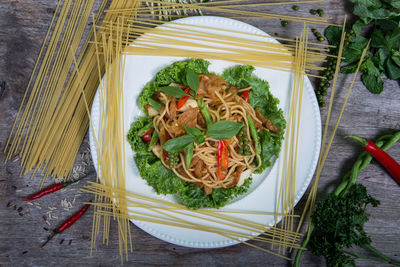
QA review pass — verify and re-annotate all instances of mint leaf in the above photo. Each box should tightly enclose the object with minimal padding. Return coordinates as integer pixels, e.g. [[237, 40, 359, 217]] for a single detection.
[[371, 28, 388, 48], [361, 73, 384, 94], [361, 58, 381, 76], [352, 19, 367, 36], [324, 26, 342, 46], [342, 42, 369, 63], [386, 57, 400, 79], [341, 63, 358, 74]]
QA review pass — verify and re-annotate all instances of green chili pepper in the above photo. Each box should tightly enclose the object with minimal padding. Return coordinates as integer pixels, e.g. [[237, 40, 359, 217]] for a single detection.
[[197, 98, 213, 127], [247, 115, 261, 155], [137, 122, 154, 137], [147, 130, 159, 151], [185, 143, 194, 169]]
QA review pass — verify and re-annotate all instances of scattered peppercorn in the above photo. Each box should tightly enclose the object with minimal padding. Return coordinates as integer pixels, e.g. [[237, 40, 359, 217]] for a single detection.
[[310, 9, 317, 15], [292, 5, 299, 11], [281, 20, 289, 27], [317, 9, 324, 16]]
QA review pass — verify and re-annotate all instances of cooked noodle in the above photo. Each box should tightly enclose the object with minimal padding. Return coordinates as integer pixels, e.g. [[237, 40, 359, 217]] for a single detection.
[[149, 75, 269, 192]]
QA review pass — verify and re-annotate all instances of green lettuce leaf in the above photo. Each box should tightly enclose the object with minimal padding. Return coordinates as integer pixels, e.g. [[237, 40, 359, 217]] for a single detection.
[[139, 58, 210, 112]]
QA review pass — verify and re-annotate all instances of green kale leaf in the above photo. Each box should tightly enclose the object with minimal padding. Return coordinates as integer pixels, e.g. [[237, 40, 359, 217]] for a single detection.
[[127, 116, 153, 153]]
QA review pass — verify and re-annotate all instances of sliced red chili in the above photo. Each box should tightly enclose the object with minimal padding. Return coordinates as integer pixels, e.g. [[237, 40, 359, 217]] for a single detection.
[[240, 90, 249, 103], [349, 135, 400, 184], [177, 88, 190, 110], [217, 140, 229, 180], [141, 128, 154, 142]]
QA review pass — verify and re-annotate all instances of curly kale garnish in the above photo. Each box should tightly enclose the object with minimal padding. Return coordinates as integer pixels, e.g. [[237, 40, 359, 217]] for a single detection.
[[310, 184, 380, 267]]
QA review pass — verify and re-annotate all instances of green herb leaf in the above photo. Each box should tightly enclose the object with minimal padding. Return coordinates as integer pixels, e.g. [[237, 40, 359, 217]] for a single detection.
[[361, 72, 384, 94], [159, 86, 187, 98], [392, 55, 400, 67], [185, 126, 205, 144], [324, 26, 342, 46], [340, 63, 358, 74], [361, 58, 381, 77], [184, 126, 203, 137], [352, 19, 367, 36], [388, 28, 400, 50], [371, 28, 388, 48], [186, 69, 200, 93], [342, 42, 369, 63], [162, 135, 195, 152], [207, 121, 244, 140], [386, 57, 400, 79], [148, 98, 162, 111]]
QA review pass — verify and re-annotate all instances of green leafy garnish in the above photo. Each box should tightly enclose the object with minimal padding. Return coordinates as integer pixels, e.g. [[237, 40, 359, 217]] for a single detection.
[[323, 0, 400, 95], [162, 135, 195, 153], [184, 126, 205, 144], [186, 68, 200, 93], [206, 121, 244, 140], [159, 86, 187, 98], [148, 98, 162, 111]]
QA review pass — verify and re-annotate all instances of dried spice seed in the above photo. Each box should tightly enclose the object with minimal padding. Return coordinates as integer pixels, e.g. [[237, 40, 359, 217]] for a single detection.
[[60, 239, 64, 244], [68, 240, 72, 245], [19, 213, 23, 216], [22, 251, 28, 255], [6, 202, 11, 207], [17, 207, 23, 212]]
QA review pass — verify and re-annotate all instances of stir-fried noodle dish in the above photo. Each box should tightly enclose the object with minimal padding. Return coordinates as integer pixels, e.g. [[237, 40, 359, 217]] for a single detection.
[[128, 59, 286, 209]]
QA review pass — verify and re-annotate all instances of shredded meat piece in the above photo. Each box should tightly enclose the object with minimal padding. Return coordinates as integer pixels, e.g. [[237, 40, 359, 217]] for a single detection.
[[224, 86, 239, 102], [194, 159, 204, 178], [159, 127, 168, 145], [168, 107, 199, 137], [233, 165, 245, 187], [255, 109, 281, 134], [169, 97, 177, 121], [198, 74, 228, 99], [197, 112, 206, 128], [204, 185, 212, 195]]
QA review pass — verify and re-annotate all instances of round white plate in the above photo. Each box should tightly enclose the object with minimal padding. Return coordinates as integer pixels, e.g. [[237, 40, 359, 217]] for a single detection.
[[89, 16, 321, 248]]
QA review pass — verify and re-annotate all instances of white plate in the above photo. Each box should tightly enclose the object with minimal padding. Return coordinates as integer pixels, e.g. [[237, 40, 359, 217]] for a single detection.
[[89, 16, 321, 248]]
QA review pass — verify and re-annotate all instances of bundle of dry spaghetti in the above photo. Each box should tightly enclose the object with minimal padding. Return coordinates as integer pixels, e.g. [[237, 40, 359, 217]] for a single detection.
[[3, 0, 350, 263]]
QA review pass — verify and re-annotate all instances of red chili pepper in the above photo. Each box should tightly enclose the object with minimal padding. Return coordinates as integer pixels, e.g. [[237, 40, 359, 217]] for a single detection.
[[41, 201, 92, 248], [22, 173, 90, 201], [349, 135, 400, 184], [177, 88, 190, 110], [217, 140, 229, 180], [141, 128, 154, 142], [240, 90, 249, 103]]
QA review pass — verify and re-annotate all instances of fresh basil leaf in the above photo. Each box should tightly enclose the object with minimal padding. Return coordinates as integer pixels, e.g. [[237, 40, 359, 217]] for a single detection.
[[194, 135, 205, 145], [386, 57, 400, 79], [159, 86, 187, 98], [148, 98, 162, 111], [361, 72, 384, 94], [341, 63, 358, 74], [184, 126, 203, 137], [207, 121, 244, 140], [162, 135, 194, 152], [184, 126, 205, 144], [186, 69, 199, 93]]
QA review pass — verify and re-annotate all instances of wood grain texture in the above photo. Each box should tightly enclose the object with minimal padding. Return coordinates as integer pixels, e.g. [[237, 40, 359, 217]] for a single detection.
[[0, 0, 399, 266]]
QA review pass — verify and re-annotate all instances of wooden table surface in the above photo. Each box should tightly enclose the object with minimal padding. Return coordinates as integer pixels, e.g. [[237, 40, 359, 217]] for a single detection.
[[1, 0, 399, 266]]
